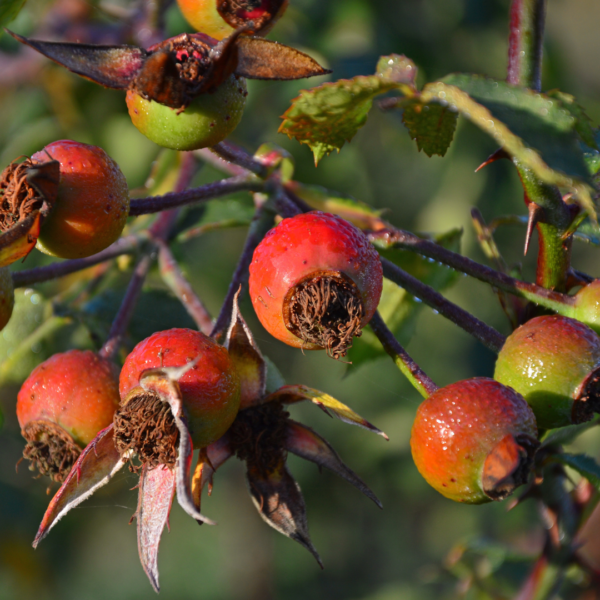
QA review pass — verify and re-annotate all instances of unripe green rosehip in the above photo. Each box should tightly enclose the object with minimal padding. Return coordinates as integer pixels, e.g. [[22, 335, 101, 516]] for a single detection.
[[410, 378, 538, 504], [571, 280, 600, 335], [494, 315, 600, 429], [126, 75, 247, 151]]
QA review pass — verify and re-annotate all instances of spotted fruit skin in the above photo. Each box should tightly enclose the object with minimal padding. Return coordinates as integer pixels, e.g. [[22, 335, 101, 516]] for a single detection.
[[0, 266, 14, 331], [119, 328, 241, 447], [494, 315, 600, 429], [248, 211, 383, 349], [410, 378, 537, 504], [17, 350, 120, 447], [32, 141, 129, 259], [572, 280, 600, 335], [126, 75, 247, 151]]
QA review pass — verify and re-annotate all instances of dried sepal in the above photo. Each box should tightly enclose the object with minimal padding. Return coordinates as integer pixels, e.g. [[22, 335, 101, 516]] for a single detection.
[[264, 384, 388, 439], [247, 462, 323, 568], [216, 0, 289, 34], [285, 419, 382, 508], [191, 436, 233, 512], [136, 465, 177, 593], [33, 424, 125, 547], [225, 289, 266, 408]]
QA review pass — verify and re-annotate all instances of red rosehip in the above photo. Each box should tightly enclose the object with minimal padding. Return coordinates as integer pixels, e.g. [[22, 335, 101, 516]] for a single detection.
[[17, 350, 120, 482], [31, 141, 129, 259], [410, 378, 538, 504], [249, 212, 383, 358], [494, 315, 600, 429], [116, 329, 241, 467]]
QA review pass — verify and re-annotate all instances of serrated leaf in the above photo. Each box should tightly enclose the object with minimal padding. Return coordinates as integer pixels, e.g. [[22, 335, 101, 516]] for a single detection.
[[402, 101, 458, 157], [541, 417, 600, 449], [554, 452, 600, 490], [0, 0, 26, 28], [279, 75, 411, 165], [546, 91, 598, 150], [422, 75, 595, 217], [286, 182, 388, 230], [348, 228, 462, 368]]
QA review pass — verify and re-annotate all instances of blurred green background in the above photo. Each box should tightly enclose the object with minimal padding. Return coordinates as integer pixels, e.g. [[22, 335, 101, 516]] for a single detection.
[[1, 0, 600, 598]]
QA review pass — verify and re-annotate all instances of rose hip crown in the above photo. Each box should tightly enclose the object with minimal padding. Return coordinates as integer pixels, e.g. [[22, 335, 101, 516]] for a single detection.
[[249, 211, 383, 358]]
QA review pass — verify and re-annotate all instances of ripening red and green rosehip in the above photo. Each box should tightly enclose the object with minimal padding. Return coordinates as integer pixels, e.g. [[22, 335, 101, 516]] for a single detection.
[[32, 141, 129, 259], [248, 211, 383, 359], [494, 315, 600, 430], [17, 350, 120, 482], [571, 280, 600, 335], [126, 75, 247, 151], [410, 378, 538, 504], [118, 328, 241, 449]]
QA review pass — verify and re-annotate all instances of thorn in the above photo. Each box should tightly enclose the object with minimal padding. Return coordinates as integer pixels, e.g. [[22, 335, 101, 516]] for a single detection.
[[475, 148, 509, 172], [524, 203, 543, 256]]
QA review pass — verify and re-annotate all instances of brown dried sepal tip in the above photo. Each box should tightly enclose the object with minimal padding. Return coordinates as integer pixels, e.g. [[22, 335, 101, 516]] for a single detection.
[[113, 389, 179, 473], [228, 402, 289, 477], [482, 433, 539, 501], [21, 420, 81, 483], [573, 365, 600, 425], [0, 157, 57, 232], [217, 0, 286, 32], [284, 272, 365, 359]]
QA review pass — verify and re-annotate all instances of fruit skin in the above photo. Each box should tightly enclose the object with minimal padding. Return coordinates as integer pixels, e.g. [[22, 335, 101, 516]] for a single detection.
[[177, 0, 235, 39], [31, 141, 129, 259], [0, 266, 14, 331], [494, 315, 600, 429], [119, 328, 241, 448], [248, 211, 383, 350], [126, 75, 247, 151], [572, 280, 600, 335], [17, 350, 120, 447], [410, 378, 537, 504]]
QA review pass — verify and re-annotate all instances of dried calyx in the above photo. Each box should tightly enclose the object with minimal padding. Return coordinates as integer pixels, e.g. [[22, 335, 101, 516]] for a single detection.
[[0, 158, 54, 232], [21, 420, 81, 483], [573, 366, 600, 424], [217, 0, 286, 31], [228, 402, 289, 477], [113, 389, 180, 473], [284, 272, 365, 359]]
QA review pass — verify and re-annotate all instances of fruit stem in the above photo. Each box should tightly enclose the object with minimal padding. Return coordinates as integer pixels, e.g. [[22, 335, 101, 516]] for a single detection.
[[368, 228, 576, 315], [99, 254, 153, 361], [380, 257, 506, 353], [210, 204, 276, 341], [12, 234, 145, 288], [369, 311, 437, 398], [128, 177, 265, 216], [158, 241, 213, 335], [210, 142, 270, 178], [507, 0, 573, 292]]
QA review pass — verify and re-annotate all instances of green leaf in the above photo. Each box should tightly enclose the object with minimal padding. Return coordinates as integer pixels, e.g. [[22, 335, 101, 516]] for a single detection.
[[422, 75, 595, 217], [554, 452, 600, 489], [540, 417, 600, 448], [402, 101, 458, 157], [347, 228, 462, 368], [546, 90, 598, 150], [0, 0, 26, 28]]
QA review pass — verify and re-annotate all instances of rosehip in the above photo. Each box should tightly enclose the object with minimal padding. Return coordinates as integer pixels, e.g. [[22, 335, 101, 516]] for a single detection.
[[571, 280, 600, 335], [494, 315, 600, 429], [0, 266, 14, 331], [248, 212, 383, 358], [32, 141, 129, 259], [116, 328, 241, 468], [126, 74, 247, 151], [176, 0, 289, 40], [17, 350, 120, 482], [410, 378, 538, 504]]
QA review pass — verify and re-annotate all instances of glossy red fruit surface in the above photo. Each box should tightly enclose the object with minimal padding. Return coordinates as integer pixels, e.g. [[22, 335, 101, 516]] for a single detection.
[[410, 378, 538, 504], [32, 141, 129, 259], [119, 328, 241, 448], [18, 350, 120, 447], [248, 211, 383, 357], [494, 315, 600, 429]]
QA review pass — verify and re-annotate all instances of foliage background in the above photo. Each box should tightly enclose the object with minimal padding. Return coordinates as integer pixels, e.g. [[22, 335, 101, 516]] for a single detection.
[[0, 0, 600, 598]]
